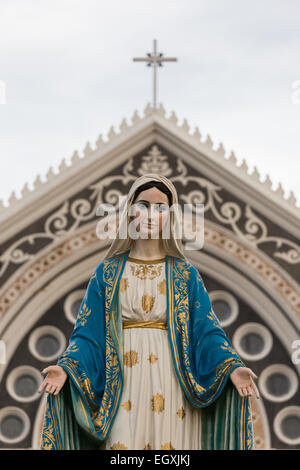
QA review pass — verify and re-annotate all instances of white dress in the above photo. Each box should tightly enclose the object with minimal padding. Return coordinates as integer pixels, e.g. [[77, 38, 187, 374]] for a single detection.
[[105, 256, 202, 450]]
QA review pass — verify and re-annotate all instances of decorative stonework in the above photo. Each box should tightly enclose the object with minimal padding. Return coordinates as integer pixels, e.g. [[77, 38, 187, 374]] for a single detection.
[[203, 226, 300, 316], [0, 227, 98, 320]]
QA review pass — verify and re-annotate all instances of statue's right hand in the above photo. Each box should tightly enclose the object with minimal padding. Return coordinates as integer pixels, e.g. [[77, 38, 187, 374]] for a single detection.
[[38, 365, 67, 396]]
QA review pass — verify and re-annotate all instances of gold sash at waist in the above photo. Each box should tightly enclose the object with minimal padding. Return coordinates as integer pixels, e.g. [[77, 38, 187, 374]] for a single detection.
[[122, 320, 168, 330]]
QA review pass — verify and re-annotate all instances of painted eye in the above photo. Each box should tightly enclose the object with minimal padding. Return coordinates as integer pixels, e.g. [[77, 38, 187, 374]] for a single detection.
[[136, 202, 148, 210], [155, 204, 168, 213]]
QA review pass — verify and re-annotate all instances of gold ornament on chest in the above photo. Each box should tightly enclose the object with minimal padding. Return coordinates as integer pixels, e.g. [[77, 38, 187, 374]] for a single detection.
[[130, 264, 163, 280]]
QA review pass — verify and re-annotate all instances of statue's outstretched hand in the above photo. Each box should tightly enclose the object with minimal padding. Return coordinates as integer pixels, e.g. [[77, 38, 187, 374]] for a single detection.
[[38, 365, 67, 396], [230, 367, 260, 399]]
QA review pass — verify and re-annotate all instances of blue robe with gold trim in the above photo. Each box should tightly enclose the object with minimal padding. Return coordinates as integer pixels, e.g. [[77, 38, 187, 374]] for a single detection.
[[40, 250, 254, 450]]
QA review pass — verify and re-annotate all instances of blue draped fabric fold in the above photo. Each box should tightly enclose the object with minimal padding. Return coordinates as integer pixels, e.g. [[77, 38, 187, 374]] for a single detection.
[[40, 250, 254, 450]]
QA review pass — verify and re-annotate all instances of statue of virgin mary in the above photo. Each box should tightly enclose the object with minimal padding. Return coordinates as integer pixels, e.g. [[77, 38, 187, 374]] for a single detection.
[[39, 173, 258, 450]]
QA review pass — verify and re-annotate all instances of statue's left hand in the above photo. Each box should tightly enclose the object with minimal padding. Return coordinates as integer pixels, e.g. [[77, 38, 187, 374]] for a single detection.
[[230, 367, 260, 399]]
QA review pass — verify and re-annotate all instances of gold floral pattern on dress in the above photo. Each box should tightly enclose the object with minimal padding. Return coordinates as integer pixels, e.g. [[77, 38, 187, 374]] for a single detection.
[[176, 407, 186, 419], [77, 303, 92, 326], [158, 279, 166, 295], [148, 353, 158, 364], [161, 442, 176, 450], [129, 264, 163, 280], [142, 293, 155, 313], [121, 400, 133, 412], [119, 278, 129, 293], [123, 350, 139, 367], [151, 393, 165, 414], [40, 405, 56, 449], [78, 372, 97, 404], [143, 443, 152, 450], [207, 310, 222, 329], [220, 341, 239, 356], [111, 441, 128, 450]]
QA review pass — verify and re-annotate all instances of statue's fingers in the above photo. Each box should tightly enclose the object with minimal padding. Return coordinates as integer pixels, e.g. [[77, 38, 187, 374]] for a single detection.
[[46, 383, 52, 393], [246, 386, 252, 396], [41, 367, 50, 376], [237, 387, 244, 398], [249, 369, 258, 380], [54, 386, 61, 396], [49, 385, 57, 394], [38, 379, 48, 393], [242, 387, 248, 396]]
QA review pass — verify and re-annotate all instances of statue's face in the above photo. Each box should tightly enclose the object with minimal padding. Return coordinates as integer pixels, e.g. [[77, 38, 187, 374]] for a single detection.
[[129, 187, 170, 239]]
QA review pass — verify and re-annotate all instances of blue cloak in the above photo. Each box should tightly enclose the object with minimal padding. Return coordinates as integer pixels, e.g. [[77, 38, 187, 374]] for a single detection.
[[40, 250, 254, 450]]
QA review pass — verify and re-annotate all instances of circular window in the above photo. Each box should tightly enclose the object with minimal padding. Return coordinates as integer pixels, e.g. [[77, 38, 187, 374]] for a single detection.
[[266, 373, 290, 395], [0, 407, 30, 444], [28, 326, 66, 362], [274, 406, 300, 445], [233, 323, 273, 361], [259, 364, 298, 403], [64, 290, 86, 324], [240, 332, 264, 355], [209, 291, 239, 327], [6, 366, 43, 403]]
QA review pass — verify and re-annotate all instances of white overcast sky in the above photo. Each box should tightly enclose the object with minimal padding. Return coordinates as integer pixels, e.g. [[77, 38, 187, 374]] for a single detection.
[[0, 0, 300, 209]]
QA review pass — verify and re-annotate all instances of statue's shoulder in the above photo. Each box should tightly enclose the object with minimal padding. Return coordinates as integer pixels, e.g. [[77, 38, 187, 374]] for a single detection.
[[94, 253, 125, 287], [172, 256, 200, 282]]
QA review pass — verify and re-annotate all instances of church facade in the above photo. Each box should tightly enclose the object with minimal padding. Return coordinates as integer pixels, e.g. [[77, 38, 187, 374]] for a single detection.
[[0, 103, 299, 449]]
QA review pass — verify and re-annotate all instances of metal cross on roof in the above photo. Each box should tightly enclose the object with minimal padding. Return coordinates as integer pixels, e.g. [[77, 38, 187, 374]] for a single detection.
[[133, 39, 178, 109]]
